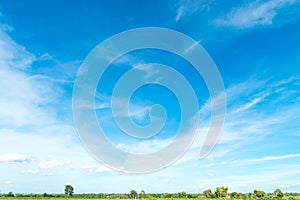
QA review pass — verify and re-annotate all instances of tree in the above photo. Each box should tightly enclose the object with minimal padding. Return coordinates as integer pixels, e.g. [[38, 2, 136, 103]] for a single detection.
[[163, 193, 172, 198], [274, 189, 284, 198], [141, 190, 146, 199], [231, 192, 238, 198], [203, 189, 213, 198], [253, 190, 266, 198], [6, 192, 14, 197], [215, 187, 228, 198], [179, 191, 187, 198], [65, 185, 74, 197], [130, 190, 138, 199]]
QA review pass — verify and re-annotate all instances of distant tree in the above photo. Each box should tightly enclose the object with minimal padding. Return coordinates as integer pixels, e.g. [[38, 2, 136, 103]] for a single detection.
[[162, 193, 172, 198], [179, 191, 187, 198], [274, 189, 284, 198], [6, 192, 14, 197], [130, 190, 138, 199], [43, 193, 49, 197], [253, 190, 266, 198], [231, 192, 238, 198], [203, 189, 213, 198], [237, 193, 243, 198], [215, 187, 228, 198], [141, 190, 146, 199], [65, 185, 74, 197]]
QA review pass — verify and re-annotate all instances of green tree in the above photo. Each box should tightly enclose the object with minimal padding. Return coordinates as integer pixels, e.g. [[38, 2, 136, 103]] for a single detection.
[[179, 191, 187, 198], [141, 190, 146, 199], [203, 189, 213, 198], [163, 193, 172, 198], [6, 192, 14, 197], [43, 193, 49, 197], [253, 190, 266, 198], [130, 190, 138, 199], [231, 192, 238, 198], [65, 185, 74, 197], [274, 189, 284, 198], [215, 187, 228, 198]]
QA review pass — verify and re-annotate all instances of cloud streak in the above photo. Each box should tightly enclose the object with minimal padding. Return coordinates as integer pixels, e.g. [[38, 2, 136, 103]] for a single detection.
[[39, 160, 69, 169], [81, 164, 112, 173], [175, 0, 212, 22], [0, 28, 63, 128], [215, 0, 296, 29], [249, 153, 300, 163], [22, 169, 40, 174]]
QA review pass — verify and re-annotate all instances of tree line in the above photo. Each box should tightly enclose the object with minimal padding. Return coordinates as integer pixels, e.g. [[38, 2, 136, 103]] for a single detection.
[[1, 185, 299, 199]]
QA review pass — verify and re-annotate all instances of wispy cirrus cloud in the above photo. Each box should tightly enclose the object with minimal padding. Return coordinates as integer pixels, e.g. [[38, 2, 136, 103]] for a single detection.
[[182, 40, 202, 55], [94, 75, 300, 166], [279, 184, 289, 189], [0, 28, 35, 70], [39, 160, 69, 169], [0, 28, 63, 128], [116, 138, 173, 154], [175, 76, 300, 164], [215, 0, 296, 29], [249, 153, 300, 163], [206, 153, 300, 168], [81, 164, 112, 173], [175, 0, 212, 22], [4, 180, 12, 185], [233, 92, 270, 113], [22, 169, 40, 174]]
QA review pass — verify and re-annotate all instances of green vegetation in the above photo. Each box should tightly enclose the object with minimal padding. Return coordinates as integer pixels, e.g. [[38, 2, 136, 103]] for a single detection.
[[0, 185, 299, 200], [64, 185, 74, 197]]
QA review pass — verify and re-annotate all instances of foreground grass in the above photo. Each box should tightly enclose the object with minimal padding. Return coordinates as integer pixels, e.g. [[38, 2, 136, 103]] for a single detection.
[[1, 197, 300, 200]]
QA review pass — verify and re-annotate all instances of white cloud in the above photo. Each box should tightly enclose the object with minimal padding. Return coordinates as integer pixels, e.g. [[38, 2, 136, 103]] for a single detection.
[[39, 160, 69, 169], [249, 153, 300, 163], [114, 54, 144, 67], [22, 169, 40, 174], [0, 28, 60, 128], [182, 40, 202, 55], [278, 184, 289, 188], [234, 92, 269, 113], [175, 0, 212, 22], [0, 29, 35, 70], [215, 0, 296, 29], [158, 174, 175, 183], [0, 152, 31, 163], [4, 180, 12, 185], [116, 138, 172, 154], [81, 164, 112, 173], [36, 53, 53, 61], [114, 54, 160, 79], [96, 94, 153, 123], [176, 6, 185, 22], [136, 64, 160, 79], [175, 76, 300, 164], [193, 184, 206, 189]]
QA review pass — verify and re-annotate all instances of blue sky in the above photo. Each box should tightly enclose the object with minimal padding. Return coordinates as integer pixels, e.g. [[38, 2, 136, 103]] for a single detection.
[[0, 0, 300, 194]]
